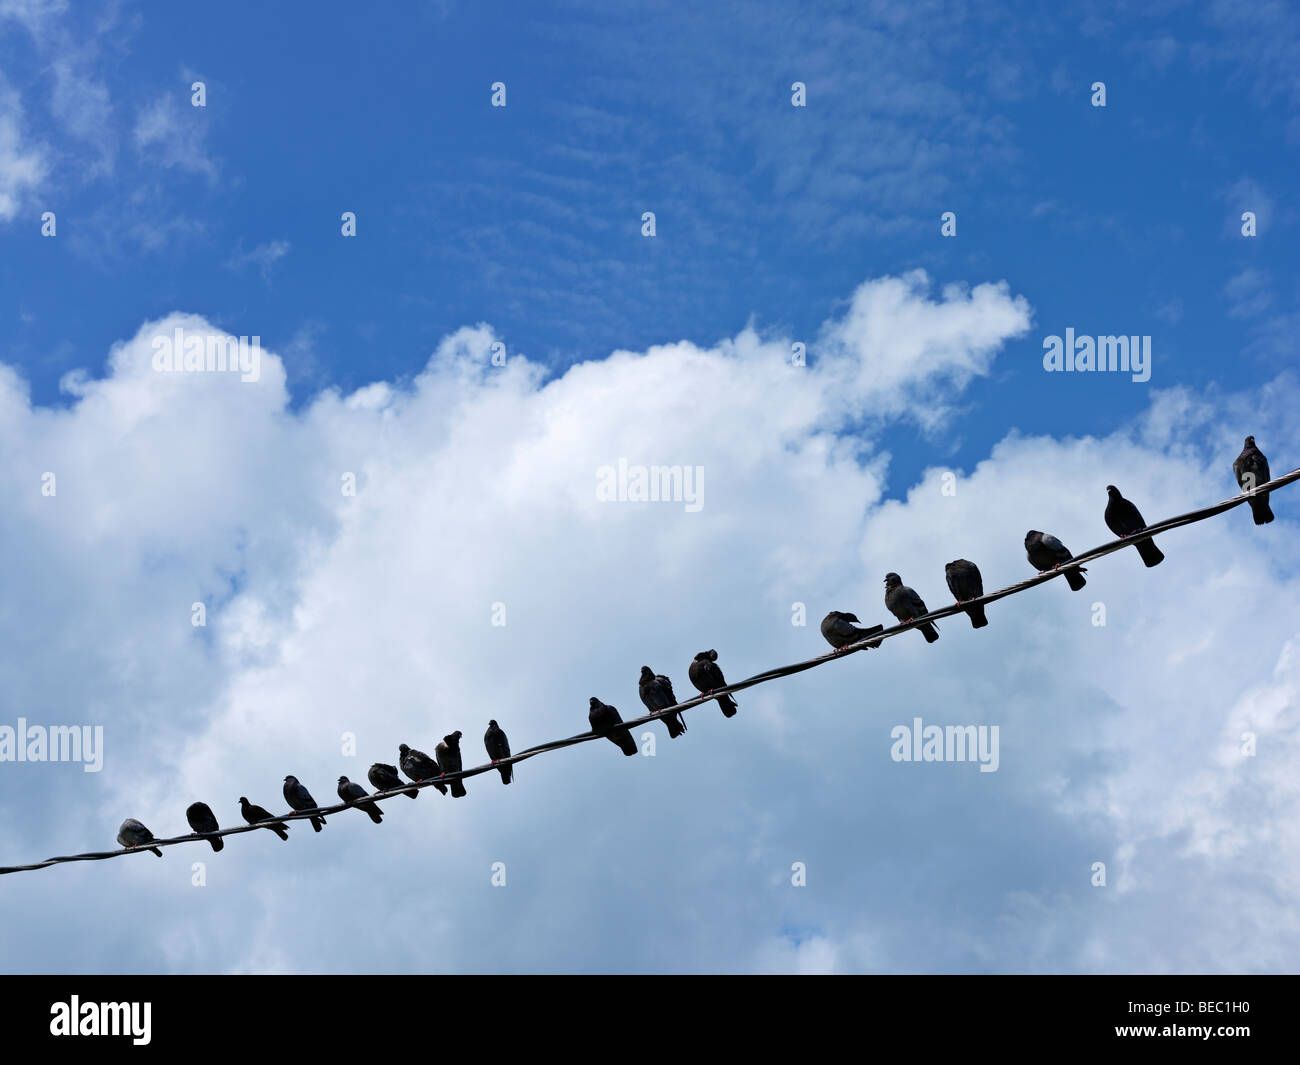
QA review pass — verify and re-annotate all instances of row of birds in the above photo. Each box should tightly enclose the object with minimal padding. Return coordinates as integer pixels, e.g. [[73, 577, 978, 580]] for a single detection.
[[826, 437, 1276, 646], [112, 436, 1277, 858], [112, 654, 740, 855]]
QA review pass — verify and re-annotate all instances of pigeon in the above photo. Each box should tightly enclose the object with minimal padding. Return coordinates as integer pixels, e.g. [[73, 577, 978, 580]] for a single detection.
[[369, 761, 418, 799], [944, 559, 988, 629], [589, 697, 637, 756], [283, 775, 326, 832], [436, 732, 467, 798], [884, 573, 939, 643], [820, 611, 885, 652], [399, 743, 447, 796], [639, 667, 687, 738], [337, 776, 384, 824], [239, 796, 289, 840], [484, 720, 513, 784], [117, 818, 162, 857], [1234, 435, 1274, 525], [185, 801, 223, 852], [1104, 486, 1164, 567], [688, 650, 738, 718], [1025, 531, 1087, 590]]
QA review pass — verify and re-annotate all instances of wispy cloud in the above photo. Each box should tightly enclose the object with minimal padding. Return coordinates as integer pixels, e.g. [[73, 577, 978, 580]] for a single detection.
[[134, 94, 219, 181], [1223, 267, 1273, 319], [0, 85, 48, 222], [225, 239, 291, 283]]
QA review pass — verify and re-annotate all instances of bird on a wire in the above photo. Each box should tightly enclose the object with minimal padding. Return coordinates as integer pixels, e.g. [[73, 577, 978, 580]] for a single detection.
[[398, 743, 447, 796], [1025, 530, 1087, 590], [1104, 485, 1164, 567], [117, 818, 162, 857], [484, 720, 513, 784], [337, 777, 384, 824], [283, 775, 326, 832], [884, 573, 940, 643], [369, 761, 418, 798], [436, 732, 468, 798], [185, 801, 223, 852], [239, 797, 289, 840], [639, 666, 687, 737], [589, 697, 637, 756], [688, 650, 738, 718], [820, 611, 884, 652], [1234, 435, 1274, 525], [944, 559, 988, 629]]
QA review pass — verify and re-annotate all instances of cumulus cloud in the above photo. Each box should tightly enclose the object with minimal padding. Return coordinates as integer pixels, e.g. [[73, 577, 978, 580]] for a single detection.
[[0, 274, 1297, 974]]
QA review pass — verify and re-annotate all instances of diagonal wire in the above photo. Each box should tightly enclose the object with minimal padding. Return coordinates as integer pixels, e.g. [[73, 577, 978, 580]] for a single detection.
[[1, 467, 1295, 876]]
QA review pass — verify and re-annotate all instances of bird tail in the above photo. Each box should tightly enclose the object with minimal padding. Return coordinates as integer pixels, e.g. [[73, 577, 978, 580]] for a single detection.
[[664, 712, 687, 738], [616, 729, 638, 756], [863, 623, 885, 649], [1065, 568, 1087, 591], [432, 781, 448, 796], [451, 780, 467, 798], [497, 765, 513, 784], [966, 604, 989, 629], [404, 786, 419, 798], [1136, 538, 1164, 567], [1249, 494, 1274, 524], [208, 837, 224, 853], [920, 622, 940, 643], [149, 846, 163, 858], [310, 815, 325, 832], [366, 806, 383, 824], [718, 694, 739, 718], [271, 823, 289, 841]]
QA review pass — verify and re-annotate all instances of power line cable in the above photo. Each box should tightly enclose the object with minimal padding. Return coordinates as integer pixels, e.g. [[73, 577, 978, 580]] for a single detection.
[[2, 467, 1294, 876]]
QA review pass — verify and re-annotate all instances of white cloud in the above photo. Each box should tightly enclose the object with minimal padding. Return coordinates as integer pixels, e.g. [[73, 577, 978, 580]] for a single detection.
[[225, 239, 291, 282], [134, 94, 218, 180], [1223, 267, 1274, 319], [817, 271, 1033, 430], [0, 86, 48, 221], [0, 276, 1297, 974]]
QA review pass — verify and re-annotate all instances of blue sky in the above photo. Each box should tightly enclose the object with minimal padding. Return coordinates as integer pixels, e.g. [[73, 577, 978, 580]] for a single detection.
[[2, 1, 1299, 975], [3, 1, 1296, 485]]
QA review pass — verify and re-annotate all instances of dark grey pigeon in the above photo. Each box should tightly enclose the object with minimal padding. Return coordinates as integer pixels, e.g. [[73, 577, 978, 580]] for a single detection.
[[589, 697, 637, 756], [484, 720, 512, 784], [819, 611, 885, 652], [639, 667, 687, 737], [1234, 435, 1274, 524], [185, 801, 223, 852], [398, 743, 447, 796], [117, 818, 162, 857], [283, 775, 326, 832], [369, 761, 418, 798], [688, 650, 738, 718], [337, 776, 383, 824], [436, 732, 467, 798], [1025, 531, 1087, 590], [944, 559, 988, 629], [1104, 485, 1164, 567], [239, 796, 289, 840], [884, 573, 939, 643]]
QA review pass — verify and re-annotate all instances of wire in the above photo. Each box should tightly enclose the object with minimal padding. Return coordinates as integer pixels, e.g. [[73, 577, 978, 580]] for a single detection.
[[2, 467, 1295, 876]]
